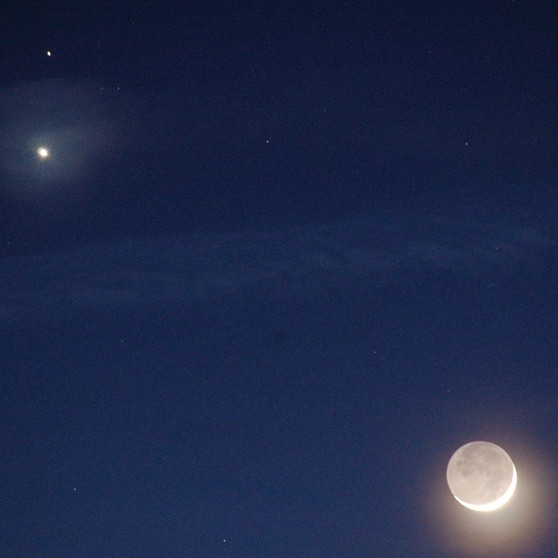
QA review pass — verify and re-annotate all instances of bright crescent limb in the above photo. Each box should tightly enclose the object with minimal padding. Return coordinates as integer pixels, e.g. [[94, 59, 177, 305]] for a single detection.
[[454, 464, 517, 512]]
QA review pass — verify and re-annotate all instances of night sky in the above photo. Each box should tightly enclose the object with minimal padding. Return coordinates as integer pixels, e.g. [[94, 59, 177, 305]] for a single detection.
[[2, 2, 558, 556]]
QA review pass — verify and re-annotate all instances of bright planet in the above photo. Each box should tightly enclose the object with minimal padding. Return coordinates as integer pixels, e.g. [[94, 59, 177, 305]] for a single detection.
[[37, 147, 50, 159], [446, 441, 517, 512]]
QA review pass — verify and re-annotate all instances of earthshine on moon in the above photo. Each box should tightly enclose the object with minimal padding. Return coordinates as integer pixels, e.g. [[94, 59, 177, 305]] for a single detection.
[[446, 441, 517, 512]]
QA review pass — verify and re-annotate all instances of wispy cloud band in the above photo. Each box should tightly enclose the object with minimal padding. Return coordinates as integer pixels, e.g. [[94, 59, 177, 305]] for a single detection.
[[1, 215, 555, 330]]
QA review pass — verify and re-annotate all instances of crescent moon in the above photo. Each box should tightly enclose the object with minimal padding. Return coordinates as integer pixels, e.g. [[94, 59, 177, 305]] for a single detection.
[[446, 441, 517, 512]]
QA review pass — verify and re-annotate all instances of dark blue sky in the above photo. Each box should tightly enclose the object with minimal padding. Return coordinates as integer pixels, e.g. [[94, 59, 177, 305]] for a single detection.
[[2, 2, 558, 556]]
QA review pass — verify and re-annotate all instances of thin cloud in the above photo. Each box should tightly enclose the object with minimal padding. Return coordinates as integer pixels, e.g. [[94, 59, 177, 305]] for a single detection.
[[0, 215, 555, 330]]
